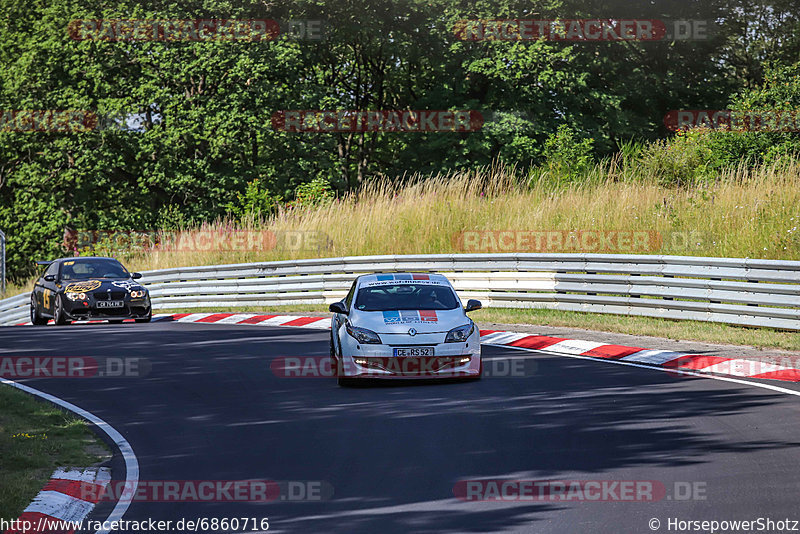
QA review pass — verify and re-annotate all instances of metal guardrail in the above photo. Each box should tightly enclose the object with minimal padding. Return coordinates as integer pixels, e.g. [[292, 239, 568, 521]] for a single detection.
[[1, 254, 799, 329]]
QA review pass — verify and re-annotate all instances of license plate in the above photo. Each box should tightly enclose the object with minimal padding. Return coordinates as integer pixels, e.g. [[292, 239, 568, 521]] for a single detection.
[[96, 300, 124, 308], [394, 347, 434, 357]]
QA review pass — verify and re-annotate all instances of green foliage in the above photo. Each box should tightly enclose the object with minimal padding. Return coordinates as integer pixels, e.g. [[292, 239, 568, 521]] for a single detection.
[[287, 176, 334, 209], [0, 0, 799, 280], [707, 63, 800, 165], [637, 129, 720, 186], [541, 125, 594, 182], [225, 179, 282, 220]]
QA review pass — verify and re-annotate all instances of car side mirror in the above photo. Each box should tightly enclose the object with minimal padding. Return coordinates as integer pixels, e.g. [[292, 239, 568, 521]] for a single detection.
[[131, 272, 143, 279], [44, 275, 56, 282], [465, 299, 482, 312], [329, 301, 349, 315]]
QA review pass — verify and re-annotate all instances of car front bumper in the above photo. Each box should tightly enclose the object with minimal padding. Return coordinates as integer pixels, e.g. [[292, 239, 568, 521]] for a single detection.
[[335, 328, 481, 379], [62, 297, 151, 320]]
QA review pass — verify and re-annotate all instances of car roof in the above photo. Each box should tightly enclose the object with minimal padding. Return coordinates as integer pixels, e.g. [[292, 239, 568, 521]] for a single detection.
[[56, 256, 120, 263], [356, 272, 452, 288], [37, 256, 122, 266]]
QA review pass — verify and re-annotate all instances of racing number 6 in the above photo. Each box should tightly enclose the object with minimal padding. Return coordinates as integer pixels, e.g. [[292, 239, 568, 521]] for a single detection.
[[42, 290, 50, 310]]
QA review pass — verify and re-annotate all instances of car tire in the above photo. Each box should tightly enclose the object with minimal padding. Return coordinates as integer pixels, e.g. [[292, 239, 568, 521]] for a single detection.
[[337, 375, 358, 387], [332, 332, 358, 387], [53, 295, 70, 325], [471, 359, 483, 381], [30, 296, 48, 325], [329, 331, 338, 365], [135, 301, 152, 323]]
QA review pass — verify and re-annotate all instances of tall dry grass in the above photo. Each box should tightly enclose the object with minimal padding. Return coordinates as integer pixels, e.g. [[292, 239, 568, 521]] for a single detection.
[[122, 159, 800, 274], [4, 159, 799, 298]]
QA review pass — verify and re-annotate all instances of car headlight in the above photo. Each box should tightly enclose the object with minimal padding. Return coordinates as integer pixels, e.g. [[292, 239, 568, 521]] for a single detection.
[[346, 323, 382, 344], [66, 292, 86, 301], [130, 290, 147, 298], [445, 323, 474, 343]]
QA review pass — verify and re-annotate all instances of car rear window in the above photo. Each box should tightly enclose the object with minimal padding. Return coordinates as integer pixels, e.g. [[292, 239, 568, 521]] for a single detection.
[[354, 283, 459, 311]]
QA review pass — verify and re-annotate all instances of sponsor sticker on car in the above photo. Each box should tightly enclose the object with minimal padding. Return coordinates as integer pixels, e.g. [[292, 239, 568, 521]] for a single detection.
[[382, 310, 438, 324], [364, 273, 448, 287], [65, 280, 102, 293]]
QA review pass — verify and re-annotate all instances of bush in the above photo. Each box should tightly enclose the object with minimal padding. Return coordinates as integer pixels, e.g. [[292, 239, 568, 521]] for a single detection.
[[225, 179, 282, 220], [287, 177, 335, 209], [541, 125, 594, 182], [637, 128, 722, 186], [703, 63, 800, 166]]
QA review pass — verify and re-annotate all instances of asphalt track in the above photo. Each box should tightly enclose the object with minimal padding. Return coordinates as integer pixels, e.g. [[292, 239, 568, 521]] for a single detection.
[[2, 322, 800, 534]]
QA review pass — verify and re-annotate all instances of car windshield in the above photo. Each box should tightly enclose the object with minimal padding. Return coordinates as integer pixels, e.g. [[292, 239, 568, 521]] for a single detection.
[[354, 283, 459, 311], [60, 259, 129, 280]]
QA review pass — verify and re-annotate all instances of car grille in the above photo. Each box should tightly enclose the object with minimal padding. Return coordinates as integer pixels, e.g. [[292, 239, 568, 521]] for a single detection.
[[94, 291, 126, 301], [104, 308, 129, 316]]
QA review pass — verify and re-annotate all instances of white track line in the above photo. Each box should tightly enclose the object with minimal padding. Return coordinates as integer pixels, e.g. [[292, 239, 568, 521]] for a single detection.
[[483, 343, 800, 397], [1, 378, 139, 534]]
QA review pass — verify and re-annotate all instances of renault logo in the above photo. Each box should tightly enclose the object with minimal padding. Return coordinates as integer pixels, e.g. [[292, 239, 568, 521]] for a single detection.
[[408, 328, 417, 336]]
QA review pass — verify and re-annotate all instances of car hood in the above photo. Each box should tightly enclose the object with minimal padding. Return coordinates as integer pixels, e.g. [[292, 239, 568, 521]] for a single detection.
[[349, 308, 468, 334], [61, 279, 145, 294]]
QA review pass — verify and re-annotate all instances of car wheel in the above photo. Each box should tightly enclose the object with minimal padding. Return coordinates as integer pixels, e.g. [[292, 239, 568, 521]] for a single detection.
[[329, 331, 337, 364], [337, 375, 358, 387], [471, 359, 483, 381], [53, 295, 70, 325], [136, 301, 152, 323], [30, 296, 48, 325]]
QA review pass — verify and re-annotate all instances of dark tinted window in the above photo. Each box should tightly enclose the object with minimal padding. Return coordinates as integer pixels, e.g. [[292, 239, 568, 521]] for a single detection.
[[355, 283, 459, 312], [60, 259, 129, 280], [344, 281, 357, 307], [44, 262, 59, 277]]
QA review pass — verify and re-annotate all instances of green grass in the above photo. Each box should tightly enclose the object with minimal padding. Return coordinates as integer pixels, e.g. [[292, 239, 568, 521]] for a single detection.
[[156, 305, 800, 352], [0, 384, 110, 520]]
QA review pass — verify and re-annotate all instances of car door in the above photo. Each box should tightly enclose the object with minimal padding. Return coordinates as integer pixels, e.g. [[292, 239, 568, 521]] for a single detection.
[[333, 280, 357, 351], [36, 261, 60, 316]]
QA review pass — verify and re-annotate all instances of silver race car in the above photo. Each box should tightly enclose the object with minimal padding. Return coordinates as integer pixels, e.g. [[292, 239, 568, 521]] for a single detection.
[[329, 273, 482, 386]]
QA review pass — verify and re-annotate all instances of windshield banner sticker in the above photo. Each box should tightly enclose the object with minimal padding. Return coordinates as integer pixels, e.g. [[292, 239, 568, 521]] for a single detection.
[[366, 274, 445, 286]]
